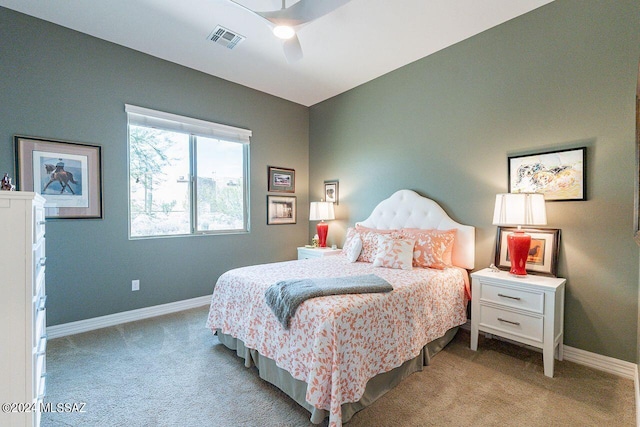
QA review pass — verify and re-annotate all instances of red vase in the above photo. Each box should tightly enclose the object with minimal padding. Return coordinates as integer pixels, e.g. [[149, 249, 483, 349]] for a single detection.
[[316, 222, 329, 248], [507, 231, 530, 276]]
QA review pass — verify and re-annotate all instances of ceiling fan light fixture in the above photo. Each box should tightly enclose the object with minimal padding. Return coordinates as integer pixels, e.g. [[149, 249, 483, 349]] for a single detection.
[[273, 25, 295, 40]]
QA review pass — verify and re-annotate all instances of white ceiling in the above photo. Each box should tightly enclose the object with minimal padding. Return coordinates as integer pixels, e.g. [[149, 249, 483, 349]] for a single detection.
[[0, 0, 554, 106]]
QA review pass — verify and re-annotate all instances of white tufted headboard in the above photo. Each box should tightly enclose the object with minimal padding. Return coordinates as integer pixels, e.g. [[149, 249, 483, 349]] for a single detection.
[[356, 189, 475, 270]]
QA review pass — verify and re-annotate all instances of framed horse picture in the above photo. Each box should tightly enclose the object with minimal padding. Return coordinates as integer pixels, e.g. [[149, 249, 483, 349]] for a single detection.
[[15, 135, 103, 219]]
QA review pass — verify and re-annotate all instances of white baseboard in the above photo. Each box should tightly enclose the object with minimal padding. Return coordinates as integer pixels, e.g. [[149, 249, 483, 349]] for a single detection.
[[562, 345, 636, 380], [46, 295, 212, 339], [461, 321, 636, 380]]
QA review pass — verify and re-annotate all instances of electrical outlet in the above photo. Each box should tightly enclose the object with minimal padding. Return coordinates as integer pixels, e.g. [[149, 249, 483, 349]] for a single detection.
[[132, 279, 140, 291]]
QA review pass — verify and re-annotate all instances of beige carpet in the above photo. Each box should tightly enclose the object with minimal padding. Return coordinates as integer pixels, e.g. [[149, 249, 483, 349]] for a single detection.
[[42, 306, 635, 427]]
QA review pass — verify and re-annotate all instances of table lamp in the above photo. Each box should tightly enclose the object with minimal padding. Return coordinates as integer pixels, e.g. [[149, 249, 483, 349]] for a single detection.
[[309, 201, 335, 248], [492, 193, 547, 276]]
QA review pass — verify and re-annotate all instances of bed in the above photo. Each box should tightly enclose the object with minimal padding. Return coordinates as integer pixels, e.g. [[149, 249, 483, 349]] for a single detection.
[[206, 189, 475, 426]]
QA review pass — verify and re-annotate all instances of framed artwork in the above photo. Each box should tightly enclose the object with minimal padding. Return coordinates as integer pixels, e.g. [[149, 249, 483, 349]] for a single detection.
[[508, 147, 586, 201], [268, 166, 295, 193], [267, 195, 296, 225], [324, 180, 339, 204], [495, 227, 561, 277], [15, 135, 103, 219]]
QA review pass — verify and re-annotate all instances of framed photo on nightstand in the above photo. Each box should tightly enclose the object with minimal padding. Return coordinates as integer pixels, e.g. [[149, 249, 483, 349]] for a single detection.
[[495, 227, 560, 277]]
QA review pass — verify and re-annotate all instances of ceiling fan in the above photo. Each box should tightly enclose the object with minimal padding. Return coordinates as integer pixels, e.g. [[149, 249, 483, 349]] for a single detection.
[[230, 0, 352, 62]]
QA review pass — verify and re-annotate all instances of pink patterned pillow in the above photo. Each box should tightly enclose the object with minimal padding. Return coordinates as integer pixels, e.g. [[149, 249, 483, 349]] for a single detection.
[[342, 228, 362, 263], [372, 235, 415, 271], [401, 229, 456, 269], [355, 225, 402, 263]]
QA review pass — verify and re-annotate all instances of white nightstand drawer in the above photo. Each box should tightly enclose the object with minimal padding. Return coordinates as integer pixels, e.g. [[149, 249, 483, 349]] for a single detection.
[[479, 304, 544, 343], [479, 282, 544, 314], [297, 247, 341, 259]]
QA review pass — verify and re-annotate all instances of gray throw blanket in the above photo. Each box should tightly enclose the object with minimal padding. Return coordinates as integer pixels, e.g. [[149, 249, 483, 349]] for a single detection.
[[265, 274, 393, 329]]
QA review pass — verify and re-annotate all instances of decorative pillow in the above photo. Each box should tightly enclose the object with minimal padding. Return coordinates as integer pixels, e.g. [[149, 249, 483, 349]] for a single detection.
[[355, 225, 402, 263], [372, 235, 415, 271], [401, 229, 456, 269], [342, 229, 362, 263]]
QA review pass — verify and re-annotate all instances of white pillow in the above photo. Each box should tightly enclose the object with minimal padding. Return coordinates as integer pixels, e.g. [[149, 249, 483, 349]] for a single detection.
[[372, 234, 415, 271], [342, 232, 363, 263]]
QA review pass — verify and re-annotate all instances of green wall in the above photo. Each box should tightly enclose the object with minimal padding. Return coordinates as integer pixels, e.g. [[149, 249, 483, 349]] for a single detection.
[[1, 1, 639, 363], [310, 0, 640, 362], [0, 7, 310, 326]]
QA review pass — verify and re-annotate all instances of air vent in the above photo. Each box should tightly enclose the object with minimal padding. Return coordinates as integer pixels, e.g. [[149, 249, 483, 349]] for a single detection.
[[208, 25, 245, 50]]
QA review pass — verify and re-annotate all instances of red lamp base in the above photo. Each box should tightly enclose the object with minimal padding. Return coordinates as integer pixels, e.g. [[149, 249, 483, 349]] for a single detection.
[[507, 231, 531, 276], [316, 222, 329, 248]]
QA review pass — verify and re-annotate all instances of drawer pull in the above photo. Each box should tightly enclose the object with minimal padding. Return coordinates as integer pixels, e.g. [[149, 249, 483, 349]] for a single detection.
[[497, 293, 521, 301], [497, 317, 520, 326], [38, 220, 46, 225]]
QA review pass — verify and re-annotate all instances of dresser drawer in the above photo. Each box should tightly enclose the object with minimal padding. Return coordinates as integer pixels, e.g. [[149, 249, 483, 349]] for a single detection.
[[31, 270, 45, 307], [34, 205, 45, 243], [478, 304, 544, 343], [35, 366, 46, 400], [34, 238, 46, 284], [32, 284, 46, 347], [34, 345, 46, 392], [34, 302, 46, 349], [30, 341, 46, 407], [479, 282, 544, 314]]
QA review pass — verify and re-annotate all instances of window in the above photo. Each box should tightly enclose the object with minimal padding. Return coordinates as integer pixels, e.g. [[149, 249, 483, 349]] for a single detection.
[[126, 105, 250, 238]]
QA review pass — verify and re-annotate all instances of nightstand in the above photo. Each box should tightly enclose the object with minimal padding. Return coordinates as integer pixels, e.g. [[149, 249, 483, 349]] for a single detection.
[[470, 268, 566, 377], [297, 247, 342, 260]]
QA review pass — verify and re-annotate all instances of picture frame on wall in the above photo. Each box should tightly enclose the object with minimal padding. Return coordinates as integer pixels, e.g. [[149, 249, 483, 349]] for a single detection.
[[508, 147, 586, 201], [15, 135, 103, 219], [267, 195, 296, 225], [495, 227, 561, 277], [268, 166, 295, 193], [324, 180, 338, 204]]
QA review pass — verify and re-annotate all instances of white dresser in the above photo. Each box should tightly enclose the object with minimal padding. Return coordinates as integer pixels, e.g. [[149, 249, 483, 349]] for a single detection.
[[470, 268, 566, 378], [0, 192, 46, 426]]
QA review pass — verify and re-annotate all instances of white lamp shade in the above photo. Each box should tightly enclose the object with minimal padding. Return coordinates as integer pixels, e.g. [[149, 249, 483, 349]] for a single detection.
[[492, 193, 547, 226], [309, 201, 335, 221]]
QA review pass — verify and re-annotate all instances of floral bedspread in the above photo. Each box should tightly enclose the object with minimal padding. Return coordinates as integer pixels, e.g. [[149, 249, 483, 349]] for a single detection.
[[206, 256, 468, 427]]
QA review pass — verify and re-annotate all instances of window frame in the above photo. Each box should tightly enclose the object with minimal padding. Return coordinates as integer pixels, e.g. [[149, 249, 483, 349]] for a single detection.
[[126, 105, 251, 239]]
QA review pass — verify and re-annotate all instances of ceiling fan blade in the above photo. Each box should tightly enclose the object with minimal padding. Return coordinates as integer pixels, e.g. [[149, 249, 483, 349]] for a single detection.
[[283, 34, 303, 62], [257, 0, 352, 27]]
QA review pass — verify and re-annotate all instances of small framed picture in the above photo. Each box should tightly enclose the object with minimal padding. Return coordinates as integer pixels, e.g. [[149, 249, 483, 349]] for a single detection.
[[324, 180, 339, 204], [267, 195, 296, 225], [15, 135, 103, 219], [508, 147, 586, 201], [494, 227, 561, 277], [268, 166, 295, 193]]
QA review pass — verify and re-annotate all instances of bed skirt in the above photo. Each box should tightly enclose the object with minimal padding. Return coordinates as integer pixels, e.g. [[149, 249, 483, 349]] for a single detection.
[[216, 327, 459, 424]]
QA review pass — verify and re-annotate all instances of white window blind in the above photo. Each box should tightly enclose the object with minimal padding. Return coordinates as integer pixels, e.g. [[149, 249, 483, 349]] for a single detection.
[[125, 104, 252, 144]]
